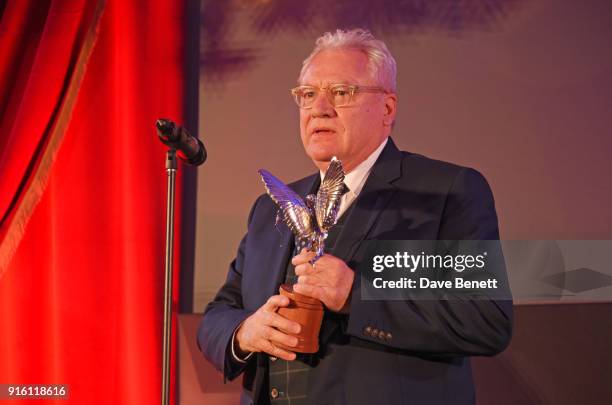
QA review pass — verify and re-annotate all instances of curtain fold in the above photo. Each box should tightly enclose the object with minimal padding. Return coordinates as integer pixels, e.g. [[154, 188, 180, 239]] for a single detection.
[[0, 0, 185, 403]]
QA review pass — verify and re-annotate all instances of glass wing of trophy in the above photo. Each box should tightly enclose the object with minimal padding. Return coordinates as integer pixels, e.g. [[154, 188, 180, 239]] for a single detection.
[[258, 157, 345, 353]]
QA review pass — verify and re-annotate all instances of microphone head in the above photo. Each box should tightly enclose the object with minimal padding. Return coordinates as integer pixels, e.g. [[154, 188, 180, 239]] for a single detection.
[[156, 118, 207, 166], [191, 138, 207, 166], [156, 118, 178, 142]]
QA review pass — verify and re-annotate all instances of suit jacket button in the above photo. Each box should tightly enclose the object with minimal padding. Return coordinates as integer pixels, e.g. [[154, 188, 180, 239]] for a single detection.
[[386, 332, 393, 341], [364, 326, 372, 336], [378, 330, 386, 340], [271, 388, 279, 399], [371, 328, 379, 337]]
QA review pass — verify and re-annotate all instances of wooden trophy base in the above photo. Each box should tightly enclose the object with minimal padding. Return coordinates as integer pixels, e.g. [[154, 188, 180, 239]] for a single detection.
[[276, 284, 324, 353]]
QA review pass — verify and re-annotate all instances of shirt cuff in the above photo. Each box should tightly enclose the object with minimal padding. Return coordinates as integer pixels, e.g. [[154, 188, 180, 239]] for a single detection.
[[231, 322, 254, 363]]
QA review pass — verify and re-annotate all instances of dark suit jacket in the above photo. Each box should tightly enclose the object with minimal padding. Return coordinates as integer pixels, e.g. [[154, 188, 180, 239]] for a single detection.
[[198, 138, 513, 405]]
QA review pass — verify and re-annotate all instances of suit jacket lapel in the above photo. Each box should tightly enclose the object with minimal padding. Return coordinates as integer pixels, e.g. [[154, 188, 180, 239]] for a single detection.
[[319, 138, 403, 344], [330, 138, 403, 264]]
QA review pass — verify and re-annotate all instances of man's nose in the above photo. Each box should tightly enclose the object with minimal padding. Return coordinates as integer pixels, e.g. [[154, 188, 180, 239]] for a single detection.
[[310, 90, 336, 117]]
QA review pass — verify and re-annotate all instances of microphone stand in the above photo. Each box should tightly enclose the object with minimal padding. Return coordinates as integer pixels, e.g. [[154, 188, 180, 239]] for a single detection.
[[156, 118, 205, 405], [162, 149, 177, 405]]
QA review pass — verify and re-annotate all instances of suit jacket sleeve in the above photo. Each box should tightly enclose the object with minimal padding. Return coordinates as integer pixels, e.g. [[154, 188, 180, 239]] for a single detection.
[[196, 196, 263, 381], [345, 167, 513, 356]]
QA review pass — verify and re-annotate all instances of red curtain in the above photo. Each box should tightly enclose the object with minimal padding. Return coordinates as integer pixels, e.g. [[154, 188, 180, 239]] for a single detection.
[[0, 0, 185, 403]]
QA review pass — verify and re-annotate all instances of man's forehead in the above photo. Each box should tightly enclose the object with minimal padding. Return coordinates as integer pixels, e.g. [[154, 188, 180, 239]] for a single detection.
[[299, 48, 375, 86]]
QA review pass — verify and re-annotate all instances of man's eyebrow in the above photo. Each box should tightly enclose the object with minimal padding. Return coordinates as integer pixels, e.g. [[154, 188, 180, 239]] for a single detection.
[[298, 82, 352, 87]]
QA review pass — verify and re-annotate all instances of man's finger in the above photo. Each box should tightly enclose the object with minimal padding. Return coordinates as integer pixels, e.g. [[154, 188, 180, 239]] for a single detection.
[[296, 254, 339, 272], [294, 262, 317, 276], [266, 311, 301, 334], [311, 255, 339, 270], [297, 274, 328, 288], [262, 340, 297, 361], [262, 294, 290, 312], [265, 326, 299, 348], [291, 249, 316, 266], [293, 283, 324, 301]]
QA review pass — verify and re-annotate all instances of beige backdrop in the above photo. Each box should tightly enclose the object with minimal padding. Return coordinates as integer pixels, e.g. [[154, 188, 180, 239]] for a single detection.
[[194, 0, 612, 311]]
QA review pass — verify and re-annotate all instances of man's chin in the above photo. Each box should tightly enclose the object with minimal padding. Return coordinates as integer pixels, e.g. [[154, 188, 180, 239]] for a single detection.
[[306, 148, 336, 164]]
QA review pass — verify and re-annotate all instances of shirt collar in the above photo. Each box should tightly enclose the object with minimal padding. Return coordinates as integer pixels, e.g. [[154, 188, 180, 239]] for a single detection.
[[319, 137, 388, 197]]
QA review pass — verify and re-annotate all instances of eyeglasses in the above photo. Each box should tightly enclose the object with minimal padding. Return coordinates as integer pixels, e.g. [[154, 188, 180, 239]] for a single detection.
[[290, 84, 387, 109]]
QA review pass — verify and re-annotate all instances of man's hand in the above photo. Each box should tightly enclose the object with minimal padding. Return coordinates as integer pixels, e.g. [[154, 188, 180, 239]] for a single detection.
[[235, 295, 301, 361], [292, 249, 355, 313]]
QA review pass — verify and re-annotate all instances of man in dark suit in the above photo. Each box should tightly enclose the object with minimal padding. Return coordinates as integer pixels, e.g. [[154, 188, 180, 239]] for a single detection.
[[198, 28, 512, 404]]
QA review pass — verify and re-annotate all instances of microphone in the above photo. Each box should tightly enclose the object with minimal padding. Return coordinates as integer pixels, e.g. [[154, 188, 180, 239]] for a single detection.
[[156, 118, 207, 166]]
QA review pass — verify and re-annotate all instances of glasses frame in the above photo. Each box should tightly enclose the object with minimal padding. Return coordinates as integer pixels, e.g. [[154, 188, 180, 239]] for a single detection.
[[290, 83, 388, 109]]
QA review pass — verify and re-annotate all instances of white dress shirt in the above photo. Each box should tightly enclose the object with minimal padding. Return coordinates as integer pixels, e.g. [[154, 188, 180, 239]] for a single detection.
[[322, 137, 388, 218]]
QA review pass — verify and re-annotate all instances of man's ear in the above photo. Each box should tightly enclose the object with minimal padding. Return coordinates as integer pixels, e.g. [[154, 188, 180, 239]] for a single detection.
[[382, 93, 397, 127]]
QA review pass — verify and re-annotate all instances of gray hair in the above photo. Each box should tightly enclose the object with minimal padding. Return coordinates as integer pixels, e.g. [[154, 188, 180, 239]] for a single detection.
[[299, 28, 397, 92]]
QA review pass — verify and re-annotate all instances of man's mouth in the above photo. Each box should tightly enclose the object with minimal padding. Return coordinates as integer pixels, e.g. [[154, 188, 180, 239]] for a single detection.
[[312, 127, 335, 136]]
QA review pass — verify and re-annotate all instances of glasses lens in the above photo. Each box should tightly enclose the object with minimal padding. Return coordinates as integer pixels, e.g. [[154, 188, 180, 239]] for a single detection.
[[292, 85, 355, 108], [330, 85, 352, 107], [295, 87, 318, 108]]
